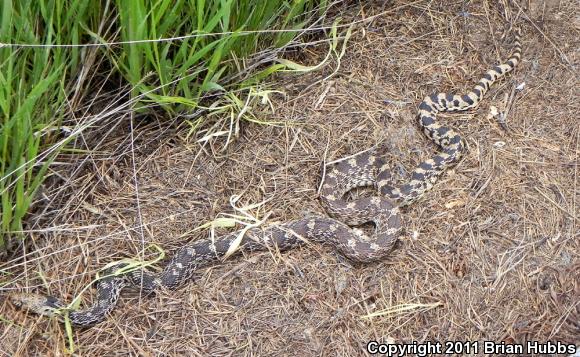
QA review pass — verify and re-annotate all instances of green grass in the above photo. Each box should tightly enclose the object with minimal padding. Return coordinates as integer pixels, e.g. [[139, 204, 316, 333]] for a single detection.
[[0, 0, 329, 253], [0, 0, 102, 252], [113, 0, 325, 111]]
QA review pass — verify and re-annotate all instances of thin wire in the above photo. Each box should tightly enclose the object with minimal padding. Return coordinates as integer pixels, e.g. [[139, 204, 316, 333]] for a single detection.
[[0, 4, 416, 48]]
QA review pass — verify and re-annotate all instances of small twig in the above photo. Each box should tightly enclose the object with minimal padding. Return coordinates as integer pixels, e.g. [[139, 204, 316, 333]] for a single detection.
[[534, 187, 576, 219], [510, 0, 576, 71]]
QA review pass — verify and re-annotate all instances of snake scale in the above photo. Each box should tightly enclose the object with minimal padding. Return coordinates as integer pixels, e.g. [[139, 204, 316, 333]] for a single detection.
[[10, 28, 521, 327]]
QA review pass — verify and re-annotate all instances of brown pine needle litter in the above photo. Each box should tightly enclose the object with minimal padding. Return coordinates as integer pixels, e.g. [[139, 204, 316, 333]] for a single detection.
[[2, 1, 578, 355]]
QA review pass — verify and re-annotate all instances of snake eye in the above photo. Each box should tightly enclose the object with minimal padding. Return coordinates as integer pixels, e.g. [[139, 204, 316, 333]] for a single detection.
[[9, 296, 23, 308]]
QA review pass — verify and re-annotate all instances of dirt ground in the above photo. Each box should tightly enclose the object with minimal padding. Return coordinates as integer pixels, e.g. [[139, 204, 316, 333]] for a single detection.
[[2, 1, 578, 356]]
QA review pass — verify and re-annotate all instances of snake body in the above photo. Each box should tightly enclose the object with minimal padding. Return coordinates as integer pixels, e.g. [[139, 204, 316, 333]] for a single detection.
[[10, 28, 521, 327]]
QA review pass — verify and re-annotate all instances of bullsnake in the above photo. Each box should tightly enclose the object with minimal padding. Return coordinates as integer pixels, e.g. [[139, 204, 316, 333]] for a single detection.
[[10, 27, 522, 327]]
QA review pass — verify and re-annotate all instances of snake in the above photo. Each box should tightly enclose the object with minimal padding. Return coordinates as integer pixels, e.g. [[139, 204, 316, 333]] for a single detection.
[[9, 28, 521, 327]]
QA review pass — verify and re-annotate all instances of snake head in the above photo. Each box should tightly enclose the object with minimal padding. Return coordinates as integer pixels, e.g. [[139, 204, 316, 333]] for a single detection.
[[9, 292, 64, 318]]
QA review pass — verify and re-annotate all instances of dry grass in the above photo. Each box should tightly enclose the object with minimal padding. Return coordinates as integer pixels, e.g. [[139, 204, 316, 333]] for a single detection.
[[2, 0, 578, 356]]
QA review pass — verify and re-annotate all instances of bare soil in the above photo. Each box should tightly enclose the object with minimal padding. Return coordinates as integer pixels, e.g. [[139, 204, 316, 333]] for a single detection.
[[2, 1, 578, 356]]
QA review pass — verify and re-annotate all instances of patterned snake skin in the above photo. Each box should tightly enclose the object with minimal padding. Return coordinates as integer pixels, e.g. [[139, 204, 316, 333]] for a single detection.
[[10, 28, 521, 327]]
